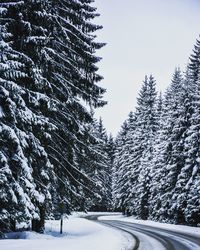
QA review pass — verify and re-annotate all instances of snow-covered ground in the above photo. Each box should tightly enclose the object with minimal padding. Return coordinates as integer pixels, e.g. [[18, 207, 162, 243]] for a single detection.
[[0, 213, 133, 250], [98, 214, 200, 237], [2, 212, 199, 250]]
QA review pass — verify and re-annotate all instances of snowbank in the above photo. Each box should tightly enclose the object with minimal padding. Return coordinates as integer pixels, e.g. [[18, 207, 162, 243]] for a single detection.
[[0, 214, 133, 250]]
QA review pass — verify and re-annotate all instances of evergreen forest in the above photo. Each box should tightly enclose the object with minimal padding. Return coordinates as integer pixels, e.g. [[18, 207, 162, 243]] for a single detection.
[[0, 0, 200, 235]]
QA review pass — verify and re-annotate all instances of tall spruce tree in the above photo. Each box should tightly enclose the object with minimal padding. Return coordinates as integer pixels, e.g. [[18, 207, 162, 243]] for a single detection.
[[113, 76, 157, 218], [132, 75, 157, 219], [112, 120, 129, 212], [0, 0, 106, 232], [0, 4, 55, 232], [149, 68, 186, 222], [112, 112, 136, 214], [91, 118, 112, 211], [178, 39, 200, 225]]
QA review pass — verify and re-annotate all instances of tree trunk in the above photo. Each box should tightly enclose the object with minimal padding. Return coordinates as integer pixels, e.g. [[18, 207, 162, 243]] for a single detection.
[[60, 214, 63, 234], [32, 206, 45, 233], [10, 219, 16, 231]]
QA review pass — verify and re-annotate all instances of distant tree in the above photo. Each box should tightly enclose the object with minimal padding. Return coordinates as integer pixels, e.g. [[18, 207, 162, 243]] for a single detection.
[[112, 112, 137, 214], [92, 118, 112, 211], [106, 134, 116, 210], [113, 75, 158, 219], [112, 120, 129, 213]]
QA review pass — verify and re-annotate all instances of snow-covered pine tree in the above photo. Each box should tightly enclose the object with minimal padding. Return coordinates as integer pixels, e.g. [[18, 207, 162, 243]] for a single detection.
[[112, 120, 129, 213], [69, 117, 103, 212], [132, 75, 157, 219], [167, 68, 194, 225], [148, 92, 164, 221], [36, 0, 106, 216], [149, 68, 188, 223], [0, 2, 56, 232], [176, 40, 200, 226], [75, 117, 113, 212], [156, 92, 163, 123], [106, 134, 116, 210], [90, 118, 112, 211], [113, 76, 157, 218], [0, 0, 106, 232], [115, 111, 137, 215], [189, 37, 200, 83]]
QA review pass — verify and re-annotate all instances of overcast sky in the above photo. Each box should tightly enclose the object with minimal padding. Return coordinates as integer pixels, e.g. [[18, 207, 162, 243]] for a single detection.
[[94, 0, 200, 136]]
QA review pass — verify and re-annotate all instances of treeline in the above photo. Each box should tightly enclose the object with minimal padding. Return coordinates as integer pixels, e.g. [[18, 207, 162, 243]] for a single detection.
[[112, 39, 200, 226], [0, 0, 112, 233]]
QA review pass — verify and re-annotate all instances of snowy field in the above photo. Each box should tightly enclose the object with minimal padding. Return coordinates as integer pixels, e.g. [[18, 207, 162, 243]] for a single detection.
[[98, 214, 200, 237], [0, 213, 133, 250]]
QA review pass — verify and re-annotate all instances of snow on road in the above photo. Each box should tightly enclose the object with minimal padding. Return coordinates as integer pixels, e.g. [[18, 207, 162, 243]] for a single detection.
[[98, 214, 200, 237], [0, 214, 133, 250], [98, 214, 200, 250]]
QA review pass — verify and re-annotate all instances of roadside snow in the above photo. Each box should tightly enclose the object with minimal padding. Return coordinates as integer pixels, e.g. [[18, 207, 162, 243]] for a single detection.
[[98, 214, 200, 237], [1, 214, 133, 250]]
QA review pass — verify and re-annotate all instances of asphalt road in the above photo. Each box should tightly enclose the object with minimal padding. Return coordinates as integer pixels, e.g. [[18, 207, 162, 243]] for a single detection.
[[85, 215, 200, 250]]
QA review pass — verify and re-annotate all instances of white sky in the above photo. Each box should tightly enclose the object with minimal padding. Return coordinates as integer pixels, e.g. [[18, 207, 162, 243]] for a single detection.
[[94, 0, 200, 136]]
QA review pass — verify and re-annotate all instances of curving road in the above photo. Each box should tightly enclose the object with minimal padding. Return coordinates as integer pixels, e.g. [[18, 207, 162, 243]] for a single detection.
[[86, 215, 200, 250]]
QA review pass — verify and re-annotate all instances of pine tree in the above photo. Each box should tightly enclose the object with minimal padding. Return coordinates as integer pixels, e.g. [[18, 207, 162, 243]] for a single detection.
[[176, 40, 200, 225], [149, 68, 190, 223], [148, 92, 164, 221], [91, 118, 112, 211], [116, 111, 137, 215], [76, 117, 113, 212], [112, 120, 129, 213], [0, 0, 106, 232], [113, 76, 158, 218], [132, 75, 157, 219], [106, 134, 116, 210], [112, 112, 138, 215], [0, 6, 55, 231]]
